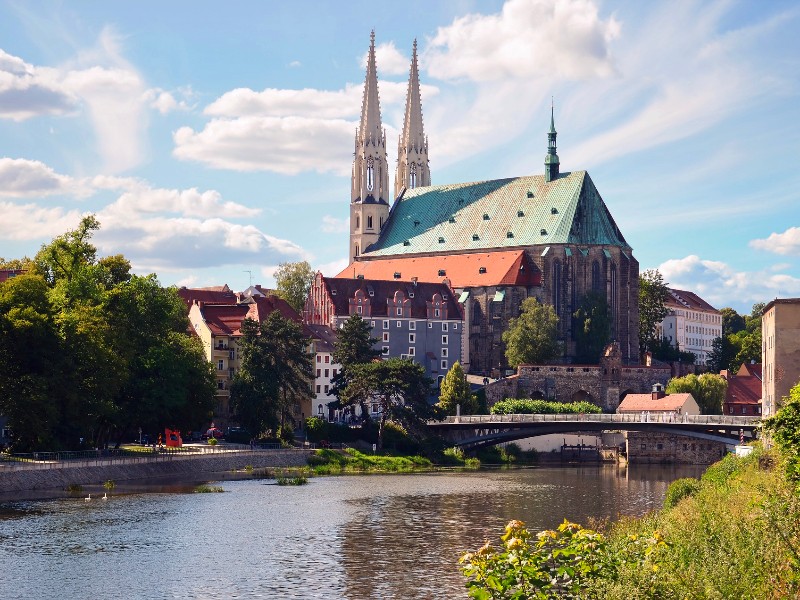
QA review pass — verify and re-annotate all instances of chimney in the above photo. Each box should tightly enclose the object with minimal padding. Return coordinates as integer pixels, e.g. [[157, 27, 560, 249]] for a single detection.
[[651, 382, 665, 400]]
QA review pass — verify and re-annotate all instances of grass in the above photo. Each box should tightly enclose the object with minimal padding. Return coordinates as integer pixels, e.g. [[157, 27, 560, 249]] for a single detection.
[[194, 484, 224, 493], [307, 448, 433, 475], [584, 445, 800, 599]]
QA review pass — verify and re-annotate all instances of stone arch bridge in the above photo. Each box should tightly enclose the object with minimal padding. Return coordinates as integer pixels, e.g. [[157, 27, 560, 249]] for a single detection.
[[428, 414, 760, 451]]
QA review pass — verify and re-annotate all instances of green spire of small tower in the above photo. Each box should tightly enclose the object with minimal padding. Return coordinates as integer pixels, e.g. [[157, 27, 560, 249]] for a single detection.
[[545, 101, 560, 183]]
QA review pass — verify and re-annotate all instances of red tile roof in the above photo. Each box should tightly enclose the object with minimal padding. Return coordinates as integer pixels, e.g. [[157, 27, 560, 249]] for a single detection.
[[195, 295, 302, 338], [617, 393, 696, 412], [725, 376, 761, 406], [666, 288, 718, 312], [736, 363, 762, 379], [0, 269, 26, 283], [336, 250, 541, 288], [178, 284, 237, 309]]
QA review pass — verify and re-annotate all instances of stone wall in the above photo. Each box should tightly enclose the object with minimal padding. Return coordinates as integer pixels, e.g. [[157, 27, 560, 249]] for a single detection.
[[625, 432, 726, 465], [0, 450, 312, 493]]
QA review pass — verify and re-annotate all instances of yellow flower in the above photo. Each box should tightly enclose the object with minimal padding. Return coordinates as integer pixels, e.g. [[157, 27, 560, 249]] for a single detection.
[[506, 520, 525, 531], [476, 541, 494, 556], [506, 537, 524, 550]]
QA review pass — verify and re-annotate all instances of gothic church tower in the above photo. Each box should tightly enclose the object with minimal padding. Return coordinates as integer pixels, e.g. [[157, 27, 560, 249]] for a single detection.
[[394, 40, 430, 199], [350, 32, 390, 263]]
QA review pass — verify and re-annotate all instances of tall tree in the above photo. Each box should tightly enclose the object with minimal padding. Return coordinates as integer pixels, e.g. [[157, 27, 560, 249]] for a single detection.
[[707, 336, 738, 373], [502, 297, 560, 368], [638, 269, 670, 359], [666, 373, 727, 414], [719, 307, 745, 336], [341, 358, 432, 450], [438, 361, 477, 415], [273, 261, 315, 312], [231, 313, 312, 437], [572, 291, 611, 364], [330, 314, 380, 417]]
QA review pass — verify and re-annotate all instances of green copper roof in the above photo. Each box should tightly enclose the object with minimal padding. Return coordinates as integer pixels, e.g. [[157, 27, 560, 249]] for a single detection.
[[363, 171, 630, 257]]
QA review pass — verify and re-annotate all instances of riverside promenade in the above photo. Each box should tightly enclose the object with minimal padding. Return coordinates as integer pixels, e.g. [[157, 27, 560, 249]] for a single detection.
[[0, 445, 314, 493]]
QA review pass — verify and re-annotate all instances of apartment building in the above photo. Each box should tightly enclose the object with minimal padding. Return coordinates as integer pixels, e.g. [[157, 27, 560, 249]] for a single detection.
[[762, 298, 800, 417], [656, 288, 722, 365]]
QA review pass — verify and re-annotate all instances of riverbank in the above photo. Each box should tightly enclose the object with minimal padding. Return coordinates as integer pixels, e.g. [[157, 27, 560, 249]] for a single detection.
[[0, 449, 312, 499]]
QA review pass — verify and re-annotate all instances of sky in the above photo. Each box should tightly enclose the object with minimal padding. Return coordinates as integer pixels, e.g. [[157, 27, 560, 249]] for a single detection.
[[0, 0, 798, 314]]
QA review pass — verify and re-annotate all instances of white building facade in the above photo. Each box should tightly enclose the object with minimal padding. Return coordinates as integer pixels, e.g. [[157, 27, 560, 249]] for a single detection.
[[656, 288, 722, 365]]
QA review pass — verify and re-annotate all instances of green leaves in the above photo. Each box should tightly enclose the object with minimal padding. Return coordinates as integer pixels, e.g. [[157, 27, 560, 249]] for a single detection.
[[502, 297, 561, 368], [638, 269, 670, 359], [273, 261, 315, 312]]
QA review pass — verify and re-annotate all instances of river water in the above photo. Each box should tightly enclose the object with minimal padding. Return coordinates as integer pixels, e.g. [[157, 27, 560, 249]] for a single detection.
[[0, 465, 702, 599]]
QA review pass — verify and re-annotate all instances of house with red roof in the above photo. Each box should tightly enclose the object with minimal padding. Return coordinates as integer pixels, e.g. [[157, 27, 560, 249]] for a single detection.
[[722, 363, 762, 417]]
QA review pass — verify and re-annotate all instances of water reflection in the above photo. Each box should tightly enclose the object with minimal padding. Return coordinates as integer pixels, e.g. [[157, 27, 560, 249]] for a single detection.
[[0, 465, 702, 599]]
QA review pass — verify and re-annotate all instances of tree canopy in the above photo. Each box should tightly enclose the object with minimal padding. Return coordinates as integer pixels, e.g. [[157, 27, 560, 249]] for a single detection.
[[438, 361, 477, 415], [0, 217, 216, 451], [340, 358, 432, 450], [638, 269, 670, 359], [572, 291, 611, 364], [666, 373, 727, 414], [273, 261, 315, 312], [230, 312, 313, 438], [707, 304, 764, 372], [502, 297, 560, 368], [330, 314, 380, 415]]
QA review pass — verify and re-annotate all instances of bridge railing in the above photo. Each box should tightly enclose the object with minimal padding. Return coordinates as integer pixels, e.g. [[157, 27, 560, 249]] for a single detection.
[[434, 414, 760, 426]]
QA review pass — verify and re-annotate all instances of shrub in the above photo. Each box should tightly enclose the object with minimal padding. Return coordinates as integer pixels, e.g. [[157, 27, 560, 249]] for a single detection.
[[194, 484, 224, 493], [663, 477, 700, 509], [207, 437, 218, 446], [491, 398, 602, 415]]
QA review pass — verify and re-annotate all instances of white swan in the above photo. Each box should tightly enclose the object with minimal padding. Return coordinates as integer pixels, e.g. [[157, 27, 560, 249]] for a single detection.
[[102, 492, 108, 500], [84, 494, 91, 502]]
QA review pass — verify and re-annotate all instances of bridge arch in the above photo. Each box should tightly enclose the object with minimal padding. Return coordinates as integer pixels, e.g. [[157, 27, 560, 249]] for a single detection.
[[571, 390, 593, 403], [529, 390, 545, 400]]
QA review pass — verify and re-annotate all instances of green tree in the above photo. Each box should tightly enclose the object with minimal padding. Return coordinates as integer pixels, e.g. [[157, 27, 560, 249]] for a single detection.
[[231, 312, 312, 437], [273, 261, 315, 312], [330, 314, 380, 417], [707, 335, 738, 373], [340, 358, 432, 450], [438, 361, 477, 415], [638, 269, 670, 359], [719, 307, 745, 336], [502, 297, 560, 368], [763, 379, 800, 483], [573, 291, 611, 364], [666, 373, 727, 414]]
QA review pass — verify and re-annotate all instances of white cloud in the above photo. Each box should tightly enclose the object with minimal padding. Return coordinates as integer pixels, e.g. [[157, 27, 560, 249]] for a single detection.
[[205, 85, 362, 119], [361, 41, 409, 76], [0, 200, 85, 240], [320, 215, 349, 233], [103, 186, 260, 220], [658, 255, 800, 310], [0, 158, 73, 196], [0, 49, 77, 120], [173, 116, 358, 175], [425, 0, 619, 82], [288, 60, 302, 68], [315, 257, 349, 277], [751, 228, 800, 257]]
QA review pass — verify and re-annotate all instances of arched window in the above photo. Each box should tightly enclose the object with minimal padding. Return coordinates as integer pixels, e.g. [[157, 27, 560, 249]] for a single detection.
[[472, 300, 483, 325], [355, 215, 360, 230], [367, 215, 373, 229], [610, 263, 618, 336], [355, 245, 360, 257], [366, 157, 374, 191], [410, 162, 417, 188], [591, 261, 601, 293], [553, 260, 562, 315]]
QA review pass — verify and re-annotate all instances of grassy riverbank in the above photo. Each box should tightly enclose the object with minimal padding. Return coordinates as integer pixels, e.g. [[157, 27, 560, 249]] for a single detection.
[[307, 448, 434, 474], [461, 444, 800, 599]]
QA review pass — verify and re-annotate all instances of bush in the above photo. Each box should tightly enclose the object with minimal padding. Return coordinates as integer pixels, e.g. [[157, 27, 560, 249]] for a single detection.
[[207, 437, 218, 446], [491, 398, 602, 415], [663, 477, 700, 509]]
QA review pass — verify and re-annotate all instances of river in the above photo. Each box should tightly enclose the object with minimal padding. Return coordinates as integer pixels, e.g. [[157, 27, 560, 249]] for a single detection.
[[0, 465, 703, 599]]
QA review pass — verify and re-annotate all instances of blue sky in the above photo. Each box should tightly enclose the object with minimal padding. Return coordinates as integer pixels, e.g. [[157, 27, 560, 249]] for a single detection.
[[0, 0, 798, 313]]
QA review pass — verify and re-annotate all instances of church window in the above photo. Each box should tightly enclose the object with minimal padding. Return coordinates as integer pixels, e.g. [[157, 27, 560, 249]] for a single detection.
[[356, 216, 360, 230], [553, 260, 562, 315], [591, 261, 601, 293], [410, 163, 417, 188], [366, 157, 374, 191], [379, 216, 384, 228], [367, 215, 373, 229], [355, 245, 360, 257], [611, 264, 618, 336]]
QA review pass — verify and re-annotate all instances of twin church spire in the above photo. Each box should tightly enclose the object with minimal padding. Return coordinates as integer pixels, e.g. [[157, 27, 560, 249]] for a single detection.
[[350, 32, 428, 262]]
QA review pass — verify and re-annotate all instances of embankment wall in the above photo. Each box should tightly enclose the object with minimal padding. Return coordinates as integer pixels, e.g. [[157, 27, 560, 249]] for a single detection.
[[0, 450, 312, 492]]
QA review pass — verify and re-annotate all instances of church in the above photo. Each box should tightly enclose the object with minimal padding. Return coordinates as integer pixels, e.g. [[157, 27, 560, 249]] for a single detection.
[[336, 33, 640, 375]]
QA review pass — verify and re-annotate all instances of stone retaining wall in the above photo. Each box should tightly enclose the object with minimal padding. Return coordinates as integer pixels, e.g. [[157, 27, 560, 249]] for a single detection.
[[0, 450, 313, 493]]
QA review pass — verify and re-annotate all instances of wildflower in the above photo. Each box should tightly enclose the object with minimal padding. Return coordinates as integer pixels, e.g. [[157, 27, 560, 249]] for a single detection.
[[506, 519, 525, 531], [476, 541, 494, 556], [506, 537, 524, 551]]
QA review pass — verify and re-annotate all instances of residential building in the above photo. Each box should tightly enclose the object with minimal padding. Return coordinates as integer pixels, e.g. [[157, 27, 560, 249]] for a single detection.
[[722, 363, 762, 416], [656, 288, 722, 365], [616, 385, 725, 464], [339, 34, 640, 373], [0, 269, 25, 283], [304, 272, 463, 387], [762, 298, 800, 417], [186, 290, 304, 427], [305, 323, 342, 421]]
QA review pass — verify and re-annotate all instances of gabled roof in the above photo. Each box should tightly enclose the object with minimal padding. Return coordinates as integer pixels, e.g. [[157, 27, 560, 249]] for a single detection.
[[725, 376, 761, 406], [666, 288, 719, 313], [196, 295, 301, 337], [337, 250, 540, 288], [306, 324, 338, 353], [736, 363, 762, 379], [178, 284, 237, 309], [617, 393, 696, 412], [321, 277, 462, 319], [361, 170, 629, 257]]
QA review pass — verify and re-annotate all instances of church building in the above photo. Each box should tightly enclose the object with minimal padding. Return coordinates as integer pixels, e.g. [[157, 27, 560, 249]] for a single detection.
[[338, 33, 640, 375]]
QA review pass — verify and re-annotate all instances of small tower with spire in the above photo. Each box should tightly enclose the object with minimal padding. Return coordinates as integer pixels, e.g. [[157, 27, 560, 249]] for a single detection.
[[394, 39, 430, 199], [350, 31, 390, 263], [544, 101, 560, 183]]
